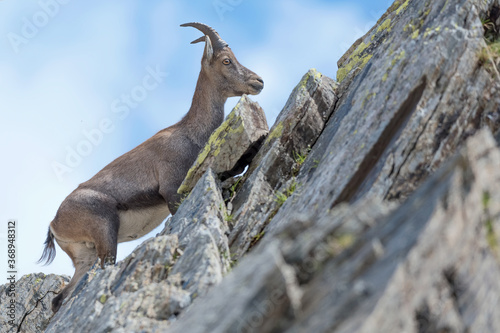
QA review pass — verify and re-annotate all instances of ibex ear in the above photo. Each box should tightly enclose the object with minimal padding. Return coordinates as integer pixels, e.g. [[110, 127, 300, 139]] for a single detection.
[[204, 35, 214, 62]]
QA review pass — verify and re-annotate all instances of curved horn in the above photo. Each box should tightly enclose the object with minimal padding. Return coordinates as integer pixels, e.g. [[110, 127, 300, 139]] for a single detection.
[[190, 36, 206, 44], [180, 22, 228, 50]]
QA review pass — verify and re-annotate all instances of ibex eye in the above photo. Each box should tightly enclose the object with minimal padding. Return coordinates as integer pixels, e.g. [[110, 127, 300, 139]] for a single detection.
[[223, 59, 231, 65]]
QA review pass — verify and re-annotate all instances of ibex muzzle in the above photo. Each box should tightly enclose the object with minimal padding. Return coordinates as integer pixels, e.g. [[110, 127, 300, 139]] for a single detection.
[[39, 22, 263, 313]]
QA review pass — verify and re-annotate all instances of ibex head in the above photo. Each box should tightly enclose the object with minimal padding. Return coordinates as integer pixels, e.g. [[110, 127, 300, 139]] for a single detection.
[[181, 22, 264, 97]]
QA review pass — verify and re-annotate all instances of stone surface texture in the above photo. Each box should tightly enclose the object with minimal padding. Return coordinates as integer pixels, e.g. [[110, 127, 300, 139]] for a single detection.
[[0, 273, 68, 333]]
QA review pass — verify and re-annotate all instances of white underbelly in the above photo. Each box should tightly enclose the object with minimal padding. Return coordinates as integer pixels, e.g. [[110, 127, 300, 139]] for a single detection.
[[117, 204, 170, 243]]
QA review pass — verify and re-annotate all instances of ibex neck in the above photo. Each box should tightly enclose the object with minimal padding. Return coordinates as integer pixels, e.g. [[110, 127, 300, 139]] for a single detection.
[[181, 71, 226, 146]]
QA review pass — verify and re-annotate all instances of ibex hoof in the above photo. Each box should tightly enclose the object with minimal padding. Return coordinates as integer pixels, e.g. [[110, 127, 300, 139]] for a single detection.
[[104, 256, 116, 267]]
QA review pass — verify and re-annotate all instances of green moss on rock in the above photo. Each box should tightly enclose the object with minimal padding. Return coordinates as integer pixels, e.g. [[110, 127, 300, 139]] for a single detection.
[[396, 0, 410, 15], [337, 41, 374, 83], [177, 104, 246, 194], [377, 19, 392, 33], [337, 53, 373, 83]]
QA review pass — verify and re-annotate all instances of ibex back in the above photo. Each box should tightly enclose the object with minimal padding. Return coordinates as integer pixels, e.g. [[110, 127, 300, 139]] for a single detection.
[[39, 22, 264, 312]]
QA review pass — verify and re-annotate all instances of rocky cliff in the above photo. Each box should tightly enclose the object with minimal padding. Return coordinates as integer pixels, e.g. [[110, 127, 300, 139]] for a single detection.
[[3, 0, 500, 332]]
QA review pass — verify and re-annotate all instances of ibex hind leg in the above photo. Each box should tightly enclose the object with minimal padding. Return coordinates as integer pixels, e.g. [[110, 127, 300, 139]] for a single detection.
[[51, 214, 119, 312], [51, 241, 97, 312]]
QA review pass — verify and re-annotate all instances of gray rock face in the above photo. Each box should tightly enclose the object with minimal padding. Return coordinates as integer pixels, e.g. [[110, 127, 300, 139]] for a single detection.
[[0, 273, 68, 333], [289, 130, 500, 333], [355, 138, 500, 333], [5, 0, 500, 331], [170, 129, 500, 333], [268, 0, 500, 234]]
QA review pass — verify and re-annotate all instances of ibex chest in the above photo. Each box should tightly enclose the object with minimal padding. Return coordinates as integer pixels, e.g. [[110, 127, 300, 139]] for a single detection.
[[117, 204, 170, 242]]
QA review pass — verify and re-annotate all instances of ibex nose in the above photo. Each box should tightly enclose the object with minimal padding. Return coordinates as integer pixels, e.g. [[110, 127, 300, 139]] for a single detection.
[[249, 76, 264, 94]]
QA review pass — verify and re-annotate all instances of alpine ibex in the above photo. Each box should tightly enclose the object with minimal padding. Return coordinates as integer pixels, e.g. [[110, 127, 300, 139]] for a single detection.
[[39, 22, 264, 312]]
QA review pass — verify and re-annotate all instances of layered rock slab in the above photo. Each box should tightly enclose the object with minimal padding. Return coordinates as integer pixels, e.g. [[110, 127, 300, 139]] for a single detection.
[[228, 69, 338, 259], [161, 168, 231, 296], [178, 95, 268, 195]]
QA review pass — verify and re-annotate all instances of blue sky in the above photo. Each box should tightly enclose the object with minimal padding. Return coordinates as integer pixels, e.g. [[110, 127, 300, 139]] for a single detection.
[[0, 0, 392, 278]]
